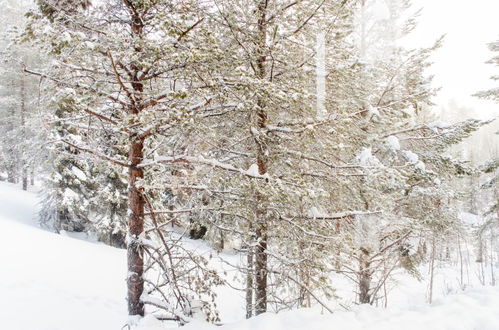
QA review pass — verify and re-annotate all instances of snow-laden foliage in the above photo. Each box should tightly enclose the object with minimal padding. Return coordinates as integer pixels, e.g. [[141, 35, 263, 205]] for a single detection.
[[0, 0, 494, 326]]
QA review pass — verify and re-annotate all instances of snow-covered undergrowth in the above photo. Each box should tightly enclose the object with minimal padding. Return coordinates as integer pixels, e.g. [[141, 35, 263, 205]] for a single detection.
[[159, 286, 499, 330], [1, 181, 498, 330]]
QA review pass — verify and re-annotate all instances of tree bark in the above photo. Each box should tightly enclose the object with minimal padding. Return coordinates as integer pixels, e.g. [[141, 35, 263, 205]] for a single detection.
[[20, 68, 28, 191], [127, 137, 145, 316], [254, 223, 268, 315], [246, 245, 254, 319], [253, 0, 269, 316], [125, 1, 146, 317], [7, 98, 17, 184], [358, 247, 372, 304], [30, 167, 35, 186], [427, 235, 436, 304]]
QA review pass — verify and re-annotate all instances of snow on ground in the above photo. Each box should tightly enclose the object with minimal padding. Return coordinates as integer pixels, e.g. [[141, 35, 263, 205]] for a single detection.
[[1, 181, 499, 330], [0, 182, 128, 330], [171, 285, 499, 330]]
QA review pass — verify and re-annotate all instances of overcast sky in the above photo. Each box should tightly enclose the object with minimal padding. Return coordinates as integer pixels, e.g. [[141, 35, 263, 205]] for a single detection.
[[404, 0, 499, 120]]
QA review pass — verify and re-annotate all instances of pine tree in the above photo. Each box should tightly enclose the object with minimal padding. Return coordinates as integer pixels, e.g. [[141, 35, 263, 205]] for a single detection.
[[181, 0, 359, 315], [26, 0, 223, 322], [474, 40, 499, 103], [475, 39, 499, 217], [0, 1, 40, 187]]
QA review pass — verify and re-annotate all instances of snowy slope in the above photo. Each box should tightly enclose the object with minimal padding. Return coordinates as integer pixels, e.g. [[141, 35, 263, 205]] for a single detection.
[[1, 181, 499, 330], [0, 182, 128, 330]]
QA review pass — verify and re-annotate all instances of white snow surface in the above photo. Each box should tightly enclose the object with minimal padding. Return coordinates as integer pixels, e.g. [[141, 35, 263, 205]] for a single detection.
[[174, 288, 499, 330], [1, 182, 499, 330], [403, 150, 419, 163], [0, 182, 127, 330], [71, 166, 87, 181], [246, 163, 260, 177], [385, 135, 401, 150], [357, 147, 381, 166], [459, 211, 483, 226]]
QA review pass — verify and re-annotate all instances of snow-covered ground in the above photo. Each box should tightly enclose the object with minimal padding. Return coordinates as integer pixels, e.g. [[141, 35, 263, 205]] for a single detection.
[[1, 181, 499, 330], [0, 182, 127, 330], [171, 286, 499, 330]]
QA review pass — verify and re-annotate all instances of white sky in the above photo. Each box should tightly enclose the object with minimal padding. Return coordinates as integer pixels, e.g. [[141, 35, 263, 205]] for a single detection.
[[404, 0, 499, 120]]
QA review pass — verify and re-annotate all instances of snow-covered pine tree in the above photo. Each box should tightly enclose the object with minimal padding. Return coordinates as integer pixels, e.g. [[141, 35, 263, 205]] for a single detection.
[[26, 0, 125, 245], [0, 1, 40, 188], [475, 38, 499, 217], [313, 0, 488, 304], [26, 0, 224, 323], [171, 0, 361, 316], [474, 39, 499, 103]]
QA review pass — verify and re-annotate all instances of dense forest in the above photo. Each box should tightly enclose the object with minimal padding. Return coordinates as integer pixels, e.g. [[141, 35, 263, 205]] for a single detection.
[[0, 0, 497, 328]]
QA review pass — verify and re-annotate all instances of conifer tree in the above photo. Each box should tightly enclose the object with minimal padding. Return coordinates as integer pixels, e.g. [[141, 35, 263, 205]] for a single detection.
[[27, 0, 223, 322]]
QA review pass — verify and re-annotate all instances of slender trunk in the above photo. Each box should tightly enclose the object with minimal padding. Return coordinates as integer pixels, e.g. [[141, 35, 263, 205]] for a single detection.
[[21, 166, 28, 191], [316, 31, 326, 120], [383, 281, 388, 308], [254, 224, 268, 315], [427, 235, 436, 304], [127, 137, 145, 316], [490, 229, 495, 286], [30, 167, 35, 186], [457, 233, 464, 289], [7, 100, 17, 184], [479, 256, 486, 286], [358, 247, 371, 304], [253, 0, 269, 316], [20, 68, 28, 191], [477, 232, 486, 285], [246, 246, 254, 319], [298, 240, 311, 308], [477, 234, 484, 263]]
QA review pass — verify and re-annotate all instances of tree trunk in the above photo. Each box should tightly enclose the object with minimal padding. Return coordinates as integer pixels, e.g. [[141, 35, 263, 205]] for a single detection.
[[457, 233, 464, 289], [427, 235, 436, 304], [30, 167, 35, 186], [7, 102, 17, 184], [358, 247, 372, 304], [253, 0, 269, 316], [20, 68, 28, 191], [490, 230, 495, 286], [246, 245, 254, 319], [127, 137, 145, 316], [254, 223, 268, 315], [316, 31, 326, 120], [125, 2, 146, 317], [476, 234, 484, 263]]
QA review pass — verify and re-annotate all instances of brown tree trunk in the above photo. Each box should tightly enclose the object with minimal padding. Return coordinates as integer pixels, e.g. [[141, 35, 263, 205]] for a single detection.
[[358, 247, 372, 304], [254, 223, 268, 315], [253, 0, 269, 316], [124, 2, 146, 317], [127, 137, 145, 316]]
